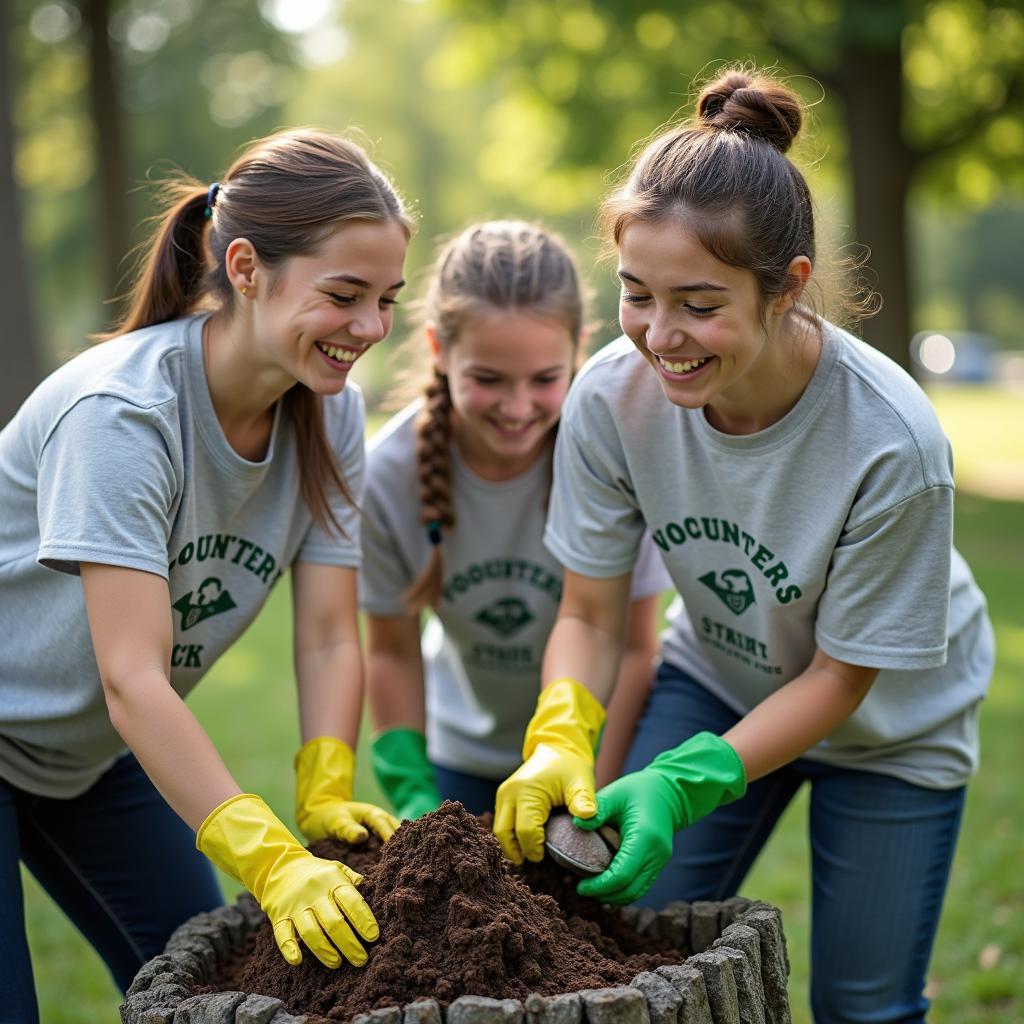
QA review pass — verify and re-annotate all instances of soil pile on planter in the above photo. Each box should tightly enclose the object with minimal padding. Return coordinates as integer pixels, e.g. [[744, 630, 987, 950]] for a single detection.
[[225, 802, 685, 1022]]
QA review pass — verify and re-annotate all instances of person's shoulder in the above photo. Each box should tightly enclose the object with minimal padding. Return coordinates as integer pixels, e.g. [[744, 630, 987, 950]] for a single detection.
[[565, 336, 656, 421], [366, 400, 420, 473], [14, 318, 195, 445], [827, 322, 952, 485]]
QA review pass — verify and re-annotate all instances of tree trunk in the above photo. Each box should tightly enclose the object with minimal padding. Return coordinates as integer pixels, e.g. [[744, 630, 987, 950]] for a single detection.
[[85, 0, 131, 326], [0, 4, 40, 425], [835, 17, 915, 372]]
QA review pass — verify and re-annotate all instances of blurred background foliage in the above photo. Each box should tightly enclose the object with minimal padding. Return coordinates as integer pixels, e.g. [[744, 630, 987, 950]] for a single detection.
[[4, 3, 1024, 1022], [3, 0, 1024, 422]]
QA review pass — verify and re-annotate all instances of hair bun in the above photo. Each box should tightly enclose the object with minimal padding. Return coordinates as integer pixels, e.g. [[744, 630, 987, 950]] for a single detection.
[[697, 69, 802, 154]]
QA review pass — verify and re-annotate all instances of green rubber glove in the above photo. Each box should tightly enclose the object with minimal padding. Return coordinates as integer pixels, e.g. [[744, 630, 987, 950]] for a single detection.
[[574, 732, 747, 905], [371, 727, 442, 821]]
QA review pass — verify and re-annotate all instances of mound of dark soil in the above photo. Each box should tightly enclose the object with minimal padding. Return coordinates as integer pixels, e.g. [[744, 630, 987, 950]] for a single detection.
[[212, 802, 687, 1023]]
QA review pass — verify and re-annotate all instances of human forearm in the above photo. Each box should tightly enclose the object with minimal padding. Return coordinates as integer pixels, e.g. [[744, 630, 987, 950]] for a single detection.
[[723, 652, 878, 782], [542, 614, 625, 704], [596, 647, 654, 786], [294, 639, 364, 747], [103, 666, 240, 830], [367, 651, 426, 732]]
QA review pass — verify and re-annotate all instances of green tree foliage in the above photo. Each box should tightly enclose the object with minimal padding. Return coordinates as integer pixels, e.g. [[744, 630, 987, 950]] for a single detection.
[[437, 0, 1024, 366]]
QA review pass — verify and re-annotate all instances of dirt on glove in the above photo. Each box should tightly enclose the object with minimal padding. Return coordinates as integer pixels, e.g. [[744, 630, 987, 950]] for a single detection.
[[211, 802, 688, 1023]]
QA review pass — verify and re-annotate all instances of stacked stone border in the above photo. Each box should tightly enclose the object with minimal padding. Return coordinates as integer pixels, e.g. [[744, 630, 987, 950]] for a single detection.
[[121, 894, 792, 1024]]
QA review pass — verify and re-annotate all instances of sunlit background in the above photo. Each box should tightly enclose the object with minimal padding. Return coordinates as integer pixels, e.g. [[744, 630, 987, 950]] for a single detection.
[[2, 2, 1023, 1022]]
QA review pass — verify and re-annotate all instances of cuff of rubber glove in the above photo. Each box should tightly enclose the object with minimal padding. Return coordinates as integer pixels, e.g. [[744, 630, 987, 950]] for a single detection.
[[195, 792, 262, 852], [294, 736, 356, 798], [523, 678, 606, 760], [650, 732, 748, 827]]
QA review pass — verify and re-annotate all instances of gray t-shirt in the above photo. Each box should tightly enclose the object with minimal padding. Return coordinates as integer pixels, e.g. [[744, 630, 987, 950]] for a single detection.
[[545, 325, 993, 789], [0, 314, 364, 798], [360, 402, 671, 779]]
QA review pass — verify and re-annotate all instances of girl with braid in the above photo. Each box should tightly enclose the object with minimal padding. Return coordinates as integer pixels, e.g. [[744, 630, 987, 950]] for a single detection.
[[360, 221, 670, 818], [493, 68, 993, 1023]]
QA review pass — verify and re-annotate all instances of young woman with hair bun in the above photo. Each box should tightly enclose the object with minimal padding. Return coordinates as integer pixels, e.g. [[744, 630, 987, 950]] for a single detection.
[[361, 220, 670, 819], [494, 69, 993, 1023], [0, 129, 409, 1015]]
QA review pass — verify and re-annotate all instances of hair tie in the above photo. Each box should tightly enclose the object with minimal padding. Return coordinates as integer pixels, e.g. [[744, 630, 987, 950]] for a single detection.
[[204, 182, 220, 219], [426, 519, 443, 546]]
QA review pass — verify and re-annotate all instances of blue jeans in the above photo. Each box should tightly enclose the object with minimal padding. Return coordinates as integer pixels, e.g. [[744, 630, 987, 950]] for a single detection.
[[625, 661, 966, 1024], [433, 763, 501, 816], [1, 753, 222, 1024]]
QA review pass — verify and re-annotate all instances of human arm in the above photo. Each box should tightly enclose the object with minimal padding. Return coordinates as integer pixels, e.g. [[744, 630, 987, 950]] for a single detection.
[[575, 650, 878, 903], [595, 593, 659, 787], [493, 569, 633, 863], [80, 562, 376, 967], [291, 561, 398, 844], [365, 612, 441, 820]]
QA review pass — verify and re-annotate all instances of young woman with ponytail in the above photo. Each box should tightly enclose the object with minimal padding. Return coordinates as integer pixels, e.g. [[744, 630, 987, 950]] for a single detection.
[[493, 70, 994, 1023], [360, 221, 670, 819], [0, 129, 409, 1016]]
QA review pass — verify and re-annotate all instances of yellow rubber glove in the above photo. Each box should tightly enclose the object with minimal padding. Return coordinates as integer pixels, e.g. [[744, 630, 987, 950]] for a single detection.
[[494, 678, 605, 865], [197, 793, 378, 968], [295, 736, 399, 845]]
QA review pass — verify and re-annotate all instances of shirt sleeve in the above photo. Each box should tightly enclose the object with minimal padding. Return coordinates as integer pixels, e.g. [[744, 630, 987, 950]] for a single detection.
[[543, 417, 646, 579], [295, 388, 364, 567], [358, 479, 419, 617], [36, 395, 178, 577], [815, 484, 953, 669], [628, 531, 673, 600]]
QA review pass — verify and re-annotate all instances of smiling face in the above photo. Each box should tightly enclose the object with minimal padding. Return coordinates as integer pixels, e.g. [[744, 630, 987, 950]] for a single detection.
[[617, 217, 812, 433], [244, 217, 408, 396], [436, 309, 576, 480]]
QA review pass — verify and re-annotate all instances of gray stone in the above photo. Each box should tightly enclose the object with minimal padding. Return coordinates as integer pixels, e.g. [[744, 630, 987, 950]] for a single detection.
[[709, 948, 764, 1024], [524, 993, 582, 1024], [121, 984, 192, 1022], [267, 1012, 307, 1023], [689, 902, 721, 954], [162, 933, 220, 978], [656, 902, 691, 951], [137, 1010, 177, 1024], [719, 898, 752, 928], [714, 925, 765, 1015], [579, 987, 650, 1024], [447, 996, 524, 1024], [172, 991, 246, 1022], [236, 994, 286, 1024], [236, 893, 267, 931], [655, 965, 712, 1024], [127, 955, 196, 996], [404, 999, 443, 1024], [631, 971, 683, 1024], [635, 906, 660, 937], [686, 951, 740, 1024], [737, 909, 791, 1024], [352, 1009, 402, 1024]]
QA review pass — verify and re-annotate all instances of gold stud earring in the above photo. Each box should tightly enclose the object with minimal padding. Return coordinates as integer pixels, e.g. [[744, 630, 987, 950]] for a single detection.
[[240, 286, 248, 297]]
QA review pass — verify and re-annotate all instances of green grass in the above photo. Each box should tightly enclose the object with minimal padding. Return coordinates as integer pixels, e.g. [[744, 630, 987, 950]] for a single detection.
[[22, 386, 1024, 1022]]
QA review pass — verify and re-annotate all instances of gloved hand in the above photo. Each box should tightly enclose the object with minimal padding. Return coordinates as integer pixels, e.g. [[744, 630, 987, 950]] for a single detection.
[[295, 736, 398, 845], [197, 793, 378, 967], [371, 727, 442, 821], [494, 678, 605, 865], [574, 731, 747, 904]]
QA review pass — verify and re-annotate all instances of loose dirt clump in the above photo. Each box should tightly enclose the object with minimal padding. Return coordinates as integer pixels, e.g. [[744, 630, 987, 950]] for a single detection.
[[214, 802, 687, 1023]]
